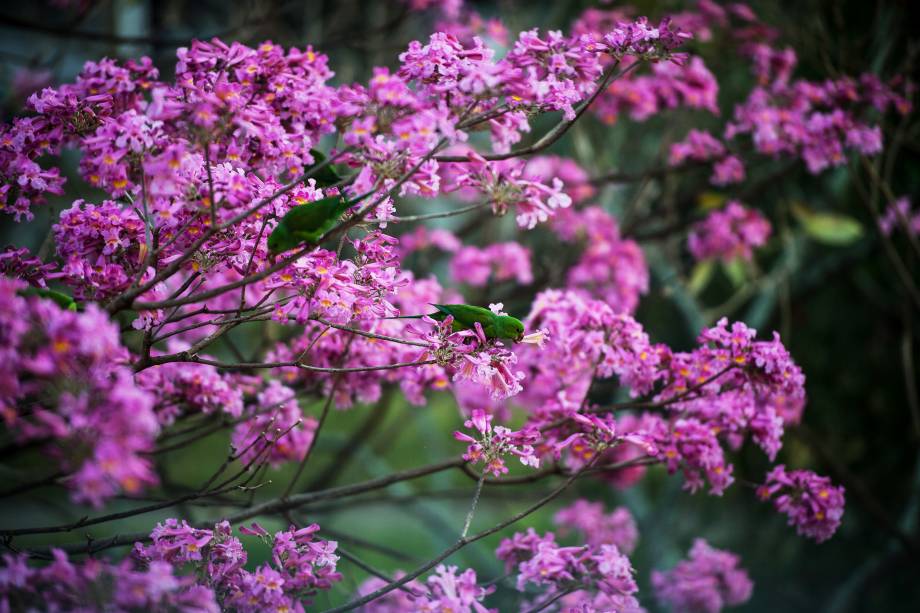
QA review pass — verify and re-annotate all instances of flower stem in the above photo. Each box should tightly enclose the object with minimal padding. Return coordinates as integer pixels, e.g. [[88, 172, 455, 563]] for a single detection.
[[461, 471, 487, 538]]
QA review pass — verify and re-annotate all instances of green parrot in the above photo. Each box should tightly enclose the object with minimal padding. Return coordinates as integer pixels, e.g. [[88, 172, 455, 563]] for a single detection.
[[18, 287, 79, 311], [389, 304, 526, 342], [267, 195, 351, 255], [306, 149, 344, 188]]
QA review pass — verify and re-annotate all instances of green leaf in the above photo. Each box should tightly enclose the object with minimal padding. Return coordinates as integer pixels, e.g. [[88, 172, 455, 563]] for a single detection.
[[687, 260, 715, 295], [697, 191, 727, 211], [306, 148, 343, 188], [792, 203, 864, 246], [721, 258, 747, 288]]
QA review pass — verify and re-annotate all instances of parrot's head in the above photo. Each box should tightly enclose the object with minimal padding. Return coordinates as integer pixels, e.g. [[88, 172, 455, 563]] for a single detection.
[[496, 315, 525, 342]]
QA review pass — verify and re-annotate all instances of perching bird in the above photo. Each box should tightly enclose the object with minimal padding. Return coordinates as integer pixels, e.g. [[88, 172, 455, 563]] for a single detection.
[[267, 195, 351, 255], [18, 287, 79, 311], [389, 304, 525, 342]]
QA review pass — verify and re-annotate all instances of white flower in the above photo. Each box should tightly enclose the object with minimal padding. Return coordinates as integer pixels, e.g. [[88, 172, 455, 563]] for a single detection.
[[520, 329, 549, 348], [488, 302, 507, 315]]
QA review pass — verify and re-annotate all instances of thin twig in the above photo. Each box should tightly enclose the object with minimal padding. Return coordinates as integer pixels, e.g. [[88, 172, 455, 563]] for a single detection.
[[461, 472, 487, 538], [320, 461, 595, 613], [435, 62, 635, 163]]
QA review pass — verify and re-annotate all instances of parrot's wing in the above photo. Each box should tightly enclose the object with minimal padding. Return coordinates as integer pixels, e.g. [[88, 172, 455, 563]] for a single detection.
[[280, 195, 347, 231], [19, 287, 78, 311], [431, 304, 495, 327], [278, 196, 350, 243], [430, 304, 454, 317]]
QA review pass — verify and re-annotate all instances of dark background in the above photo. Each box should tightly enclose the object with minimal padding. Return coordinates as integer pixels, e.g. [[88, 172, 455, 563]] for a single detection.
[[0, 1, 918, 611]]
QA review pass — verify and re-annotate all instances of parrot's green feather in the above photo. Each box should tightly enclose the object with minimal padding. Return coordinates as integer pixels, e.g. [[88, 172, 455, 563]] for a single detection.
[[389, 304, 525, 341], [19, 287, 79, 311], [306, 149, 344, 188], [267, 195, 350, 254]]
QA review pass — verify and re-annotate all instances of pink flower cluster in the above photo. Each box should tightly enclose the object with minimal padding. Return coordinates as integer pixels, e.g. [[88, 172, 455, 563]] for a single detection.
[[668, 317, 806, 425], [638, 318, 806, 494], [0, 98, 72, 220], [592, 17, 691, 62], [454, 409, 540, 476], [524, 155, 596, 204], [570, 10, 720, 126], [267, 273, 452, 408], [726, 53, 910, 173], [416, 314, 525, 400], [453, 153, 573, 229], [670, 129, 726, 165], [554, 206, 649, 314], [230, 380, 318, 468], [268, 230, 406, 327], [0, 549, 218, 612], [449, 242, 532, 287], [554, 499, 639, 554], [879, 196, 920, 237], [517, 290, 662, 417], [515, 313, 806, 497], [136, 519, 342, 611], [555, 412, 658, 472], [136, 356, 246, 423], [496, 528, 642, 611], [595, 56, 719, 124], [688, 201, 772, 262], [758, 465, 845, 542], [669, 129, 746, 186], [0, 276, 158, 506], [651, 539, 753, 613], [0, 246, 61, 288], [53, 199, 149, 301], [356, 564, 495, 612], [648, 415, 735, 495]]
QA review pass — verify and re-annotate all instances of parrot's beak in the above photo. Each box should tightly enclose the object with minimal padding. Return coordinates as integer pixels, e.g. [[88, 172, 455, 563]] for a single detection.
[[515, 333, 524, 343]]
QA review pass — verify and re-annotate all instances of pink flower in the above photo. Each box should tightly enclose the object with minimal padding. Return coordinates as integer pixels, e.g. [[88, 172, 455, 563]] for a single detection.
[[135, 518, 342, 610], [651, 417, 735, 495], [0, 277, 158, 506], [670, 129, 726, 165], [652, 539, 753, 613], [141, 519, 215, 565], [496, 528, 642, 608], [879, 196, 920, 237], [555, 500, 639, 554], [757, 465, 845, 542], [449, 242, 532, 287], [0, 549, 219, 612], [710, 154, 746, 185], [355, 564, 494, 613], [230, 380, 318, 467], [555, 206, 649, 315], [454, 153, 572, 230], [454, 409, 541, 476], [688, 201, 771, 262], [556, 412, 658, 463]]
